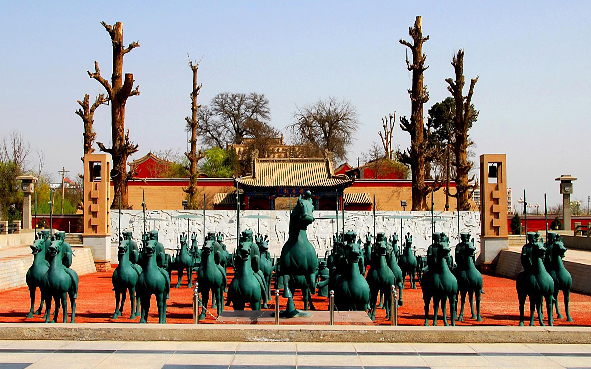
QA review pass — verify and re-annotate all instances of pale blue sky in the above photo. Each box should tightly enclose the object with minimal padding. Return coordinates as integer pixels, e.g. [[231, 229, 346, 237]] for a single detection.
[[1, 1, 590, 209]]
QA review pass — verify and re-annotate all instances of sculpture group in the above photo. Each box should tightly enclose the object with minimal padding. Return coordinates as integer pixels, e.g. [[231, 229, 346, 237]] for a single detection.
[[25, 191, 574, 327]]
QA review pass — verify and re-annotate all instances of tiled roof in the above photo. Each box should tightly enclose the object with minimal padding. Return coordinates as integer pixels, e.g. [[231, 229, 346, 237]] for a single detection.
[[344, 192, 372, 205], [213, 192, 236, 205], [236, 158, 352, 188]]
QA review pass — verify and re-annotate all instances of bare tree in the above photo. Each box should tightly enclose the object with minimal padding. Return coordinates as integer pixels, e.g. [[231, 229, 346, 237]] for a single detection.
[[445, 49, 479, 210], [289, 97, 359, 162], [184, 57, 205, 209], [197, 92, 272, 148], [379, 113, 396, 159], [88, 21, 140, 209], [399, 16, 436, 210], [76, 93, 109, 161]]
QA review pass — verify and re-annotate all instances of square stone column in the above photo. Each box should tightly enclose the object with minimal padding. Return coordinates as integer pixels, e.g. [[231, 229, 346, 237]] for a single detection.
[[16, 175, 37, 230]]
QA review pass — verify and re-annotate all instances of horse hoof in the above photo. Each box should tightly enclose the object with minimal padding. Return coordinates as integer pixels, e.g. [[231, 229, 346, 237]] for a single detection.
[[518, 322, 524, 326], [423, 321, 429, 326], [130, 314, 136, 319], [26, 313, 34, 318], [567, 317, 573, 322], [557, 314, 563, 319], [477, 317, 482, 322], [398, 300, 403, 307], [112, 314, 119, 319]]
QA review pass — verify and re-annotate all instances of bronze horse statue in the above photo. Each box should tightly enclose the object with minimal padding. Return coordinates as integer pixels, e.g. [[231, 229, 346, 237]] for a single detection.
[[112, 235, 142, 319], [399, 233, 418, 289], [517, 232, 554, 326], [422, 232, 458, 326], [545, 232, 573, 322], [278, 190, 318, 317], [334, 231, 370, 312], [454, 233, 483, 322], [26, 230, 51, 318], [41, 235, 79, 323]]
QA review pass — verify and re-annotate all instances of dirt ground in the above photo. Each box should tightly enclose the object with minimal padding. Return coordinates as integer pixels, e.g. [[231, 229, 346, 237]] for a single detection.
[[3, 268, 591, 326]]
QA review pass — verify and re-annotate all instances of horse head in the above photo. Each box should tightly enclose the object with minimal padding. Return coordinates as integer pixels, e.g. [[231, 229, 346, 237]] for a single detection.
[[237, 234, 251, 261], [432, 232, 451, 263], [344, 231, 361, 263], [256, 234, 269, 253], [291, 191, 315, 230], [30, 237, 45, 255], [47, 237, 64, 261], [118, 238, 131, 257], [530, 232, 546, 259], [122, 231, 133, 241], [180, 232, 188, 247], [375, 232, 388, 255], [405, 233, 413, 250]]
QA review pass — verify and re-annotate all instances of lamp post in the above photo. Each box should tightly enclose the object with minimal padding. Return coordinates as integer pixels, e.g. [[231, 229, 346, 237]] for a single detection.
[[535, 203, 540, 215], [518, 197, 526, 216]]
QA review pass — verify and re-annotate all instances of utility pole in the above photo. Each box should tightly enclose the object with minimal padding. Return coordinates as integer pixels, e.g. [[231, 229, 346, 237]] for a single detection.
[[58, 167, 69, 214]]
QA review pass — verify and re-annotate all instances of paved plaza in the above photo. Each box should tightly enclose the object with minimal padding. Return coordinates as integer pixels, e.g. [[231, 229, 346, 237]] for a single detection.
[[0, 340, 590, 369]]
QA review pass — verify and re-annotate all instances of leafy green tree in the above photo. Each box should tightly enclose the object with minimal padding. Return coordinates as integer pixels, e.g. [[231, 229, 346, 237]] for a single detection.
[[510, 213, 522, 235], [200, 147, 234, 178]]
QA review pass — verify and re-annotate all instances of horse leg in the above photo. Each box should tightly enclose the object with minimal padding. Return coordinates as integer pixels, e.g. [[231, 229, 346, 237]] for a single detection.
[[411, 271, 416, 289], [140, 294, 150, 324], [384, 287, 391, 321], [401, 271, 406, 290], [251, 299, 261, 311], [545, 294, 553, 326], [130, 287, 137, 319], [450, 294, 457, 327], [475, 289, 482, 322], [69, 291, 76, 323], [433, 296, 440, 326], [35, 287, 45, 315], [187, 267, 193, 288], [199, 288, 209, 320], [518, 291, 526, 326], [43, 294, 52, 323], [120, 289, 127, 315], [423, 295, 431, 326], [113, 289, 121, 319], [61, 292, 68, 323], [377, 291, 383, 308], [441, 297, 449, 326], [458, 290, 466, 322], [528, 295, 537, 326], [27, 286, 36, 318], [469, 290, 476, 320], [176, 268, 183, 288], [52, 294, 61, 323], [538, 295, 546, 326], [156, 292, 166, 324], [369, 288, 378, 321], [563, 289, 573, 322], [553, 289, 562, 319], [217, 288, 224, 316]]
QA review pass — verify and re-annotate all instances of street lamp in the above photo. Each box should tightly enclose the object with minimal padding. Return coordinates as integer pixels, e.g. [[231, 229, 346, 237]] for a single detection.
[[518, 197, 526, 215], [535, 203, 540, 215]]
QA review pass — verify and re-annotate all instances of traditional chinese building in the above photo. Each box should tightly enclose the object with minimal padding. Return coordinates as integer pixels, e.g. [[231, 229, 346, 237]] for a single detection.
[[129, 152, 175, 178]]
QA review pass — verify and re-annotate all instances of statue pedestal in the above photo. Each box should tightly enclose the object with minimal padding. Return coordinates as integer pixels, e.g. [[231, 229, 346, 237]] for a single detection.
[[83, 234, 112, 272], [479, 236, 508, 273]]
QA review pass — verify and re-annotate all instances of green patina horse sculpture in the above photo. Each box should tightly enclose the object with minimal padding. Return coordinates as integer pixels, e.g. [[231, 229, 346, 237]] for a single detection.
[[454, 233, 483, 322], [366, 232, 395, 320], [422, 232, 458, 326], [386, 233, 403, 306], [278, 190, 318, 317], [172, 233, 194, 288], [137, 238, 169, 324], [399, 233, 418, 289], [226, 232, 263, 310], [256, 234, 273, 301], [363, 233, 372, 270], [334, 231, 370, 311], [26, 230, 51, 318], [41, 236, 78, 323], [517, 232, 554, 326], [112, 236, 142, 319], [197, 235, 226, 320], [545, 232, 573, 322]]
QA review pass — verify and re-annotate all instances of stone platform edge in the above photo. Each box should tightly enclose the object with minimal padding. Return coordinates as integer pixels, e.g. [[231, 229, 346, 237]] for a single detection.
[[1, 323, 590, 344]]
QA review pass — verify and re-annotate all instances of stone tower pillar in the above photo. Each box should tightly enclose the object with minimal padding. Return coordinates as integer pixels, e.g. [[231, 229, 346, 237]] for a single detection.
[[16, 175, 37, 231], [82, 154, 112, 272]]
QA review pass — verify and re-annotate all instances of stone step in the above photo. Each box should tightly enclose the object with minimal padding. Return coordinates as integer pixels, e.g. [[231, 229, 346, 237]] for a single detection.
[[65, 233, 83, 245]]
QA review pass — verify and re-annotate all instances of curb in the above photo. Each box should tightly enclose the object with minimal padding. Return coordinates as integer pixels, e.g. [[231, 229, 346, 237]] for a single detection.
[[1, 324, 591, 344]]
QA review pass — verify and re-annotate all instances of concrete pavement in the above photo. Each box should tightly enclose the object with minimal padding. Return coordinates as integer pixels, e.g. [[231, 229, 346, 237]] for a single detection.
[[1, 339, 591, 368]]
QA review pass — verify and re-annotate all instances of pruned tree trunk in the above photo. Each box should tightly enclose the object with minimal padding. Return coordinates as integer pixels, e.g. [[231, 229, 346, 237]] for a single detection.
[[184, 57, 204, 209], [446, 49, 478, 211], [88, 21, 140, 209], [76, 94, 108, 161], [399, 16, 431, 210]]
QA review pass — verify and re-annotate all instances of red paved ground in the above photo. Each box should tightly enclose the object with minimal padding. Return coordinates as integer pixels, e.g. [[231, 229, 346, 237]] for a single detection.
[[3, 269, 591, 326]]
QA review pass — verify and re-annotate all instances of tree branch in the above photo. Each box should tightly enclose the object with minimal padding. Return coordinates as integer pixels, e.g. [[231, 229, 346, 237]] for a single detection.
[[96, 141, 113, 154], [88, 61, 112, 97], [123, 41, 140, 55]]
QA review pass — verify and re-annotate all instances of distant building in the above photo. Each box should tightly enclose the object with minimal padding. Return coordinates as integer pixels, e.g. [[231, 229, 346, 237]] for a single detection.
[[129, 152, 175, 178], [507, 187, 514, 214]]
